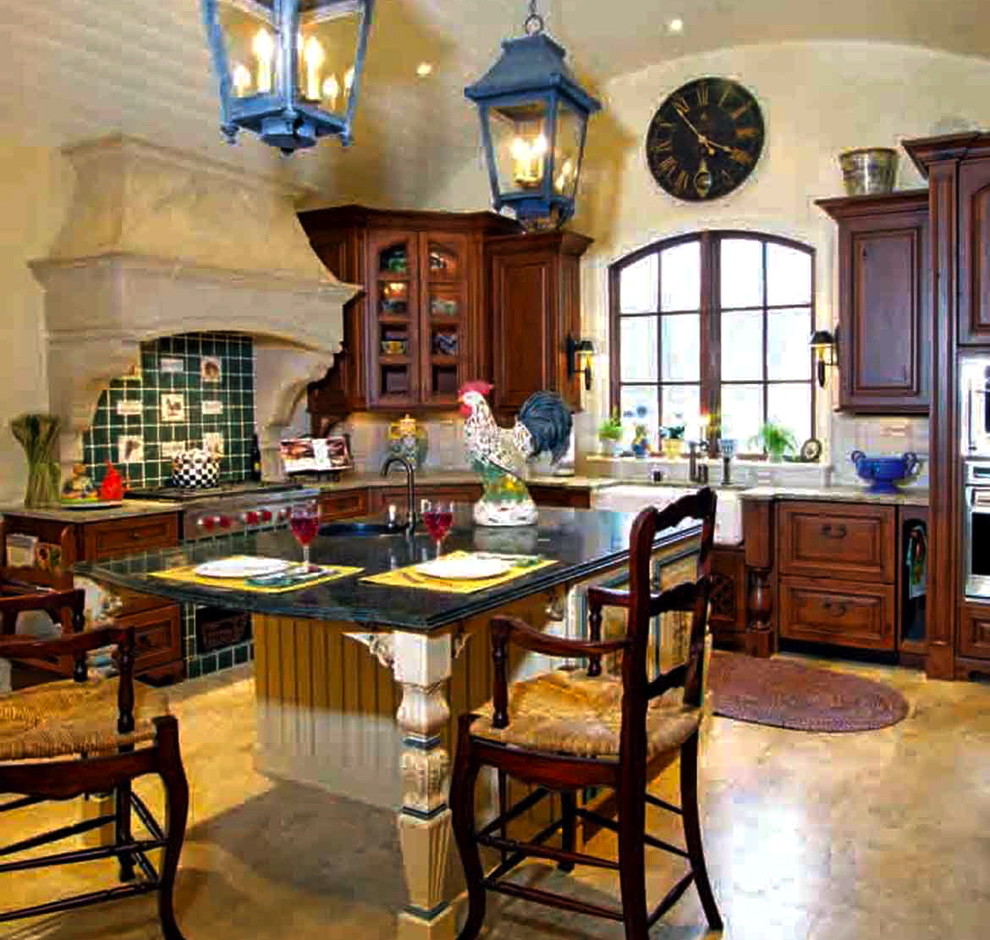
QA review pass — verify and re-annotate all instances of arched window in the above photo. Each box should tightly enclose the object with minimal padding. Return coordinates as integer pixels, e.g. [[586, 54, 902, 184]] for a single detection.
[[609, 231, 815, 454]]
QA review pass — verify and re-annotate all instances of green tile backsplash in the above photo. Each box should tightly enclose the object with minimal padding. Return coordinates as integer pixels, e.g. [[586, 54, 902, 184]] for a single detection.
[[82, 332, 256, 487]]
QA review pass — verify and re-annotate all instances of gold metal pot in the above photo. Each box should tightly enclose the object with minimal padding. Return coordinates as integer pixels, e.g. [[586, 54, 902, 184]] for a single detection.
[[839, 148, 898, 196]]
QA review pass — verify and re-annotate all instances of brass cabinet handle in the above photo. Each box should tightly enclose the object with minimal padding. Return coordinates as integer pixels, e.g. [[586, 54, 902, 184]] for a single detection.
[[821, 600, 849, 617], [821, 523, 848, 539]]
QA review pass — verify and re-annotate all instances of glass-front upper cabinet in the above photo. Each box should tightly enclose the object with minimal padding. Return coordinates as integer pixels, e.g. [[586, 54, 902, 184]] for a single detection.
[[423, 235, 469, 405], [369, 231, 419, 408]]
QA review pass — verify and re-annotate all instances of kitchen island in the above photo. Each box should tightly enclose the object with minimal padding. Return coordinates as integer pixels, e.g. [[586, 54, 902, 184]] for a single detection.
[[76, 506, 700, 940]]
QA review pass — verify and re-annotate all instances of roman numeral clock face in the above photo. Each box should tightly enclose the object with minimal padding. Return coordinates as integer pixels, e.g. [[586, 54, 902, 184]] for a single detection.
[[646, 78, 765, 201]]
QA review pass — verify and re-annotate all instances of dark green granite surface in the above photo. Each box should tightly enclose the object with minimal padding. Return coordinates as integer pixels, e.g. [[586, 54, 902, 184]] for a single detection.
[[74, 508, 699, 633]]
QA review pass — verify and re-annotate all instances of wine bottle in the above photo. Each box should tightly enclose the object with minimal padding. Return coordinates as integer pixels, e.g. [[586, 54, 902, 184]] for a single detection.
[[249, 433, 262, 482]]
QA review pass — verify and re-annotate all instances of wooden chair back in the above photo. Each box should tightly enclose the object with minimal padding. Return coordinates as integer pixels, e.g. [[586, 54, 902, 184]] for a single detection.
[[617, 488, 716, 764]]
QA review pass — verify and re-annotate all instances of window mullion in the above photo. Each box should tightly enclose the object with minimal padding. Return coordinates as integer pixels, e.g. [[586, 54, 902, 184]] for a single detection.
[[701, 232, 719, 443]]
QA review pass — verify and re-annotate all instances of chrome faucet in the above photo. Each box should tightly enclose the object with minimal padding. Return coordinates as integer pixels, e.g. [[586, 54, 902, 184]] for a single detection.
[[688, 441, 709, 485], [381, 455, 417, 533]]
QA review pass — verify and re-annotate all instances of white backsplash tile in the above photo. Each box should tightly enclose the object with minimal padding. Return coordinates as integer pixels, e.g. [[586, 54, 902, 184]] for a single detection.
[[830, 413, 930, 485]]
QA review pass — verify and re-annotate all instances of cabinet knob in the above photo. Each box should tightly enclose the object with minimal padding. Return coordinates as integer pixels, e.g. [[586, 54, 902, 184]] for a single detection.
[[821, 600, 849, 618]]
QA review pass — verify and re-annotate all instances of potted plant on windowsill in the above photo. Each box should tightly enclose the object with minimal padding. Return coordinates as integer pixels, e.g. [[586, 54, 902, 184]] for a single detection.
[[751, 421, 797, 463], [660, 423, 685, 460], [597, 410, 624, 457]]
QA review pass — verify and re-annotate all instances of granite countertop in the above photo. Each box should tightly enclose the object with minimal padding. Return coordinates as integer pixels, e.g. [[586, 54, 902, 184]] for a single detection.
[[74, 506, 700, 632], [738, 485, 929, 507], [314, 471, 623, 493], [0, 499, 183, 524]]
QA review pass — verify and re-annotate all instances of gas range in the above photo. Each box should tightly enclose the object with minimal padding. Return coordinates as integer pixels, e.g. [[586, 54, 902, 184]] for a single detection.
[[125, 481, 320, 540]]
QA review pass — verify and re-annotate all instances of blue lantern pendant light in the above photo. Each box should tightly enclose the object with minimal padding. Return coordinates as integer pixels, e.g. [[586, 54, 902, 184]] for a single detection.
[[464, 0, 601, 231], [201, 0, 375, 153]]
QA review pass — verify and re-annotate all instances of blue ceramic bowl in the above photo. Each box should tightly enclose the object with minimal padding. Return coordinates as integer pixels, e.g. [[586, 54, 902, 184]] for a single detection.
[[850, 451, 920, 494]]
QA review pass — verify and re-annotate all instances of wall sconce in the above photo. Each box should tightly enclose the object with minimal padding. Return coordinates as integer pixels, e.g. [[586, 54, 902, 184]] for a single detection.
[[566, 336, 595, 390], [810, 328, 837, 388]]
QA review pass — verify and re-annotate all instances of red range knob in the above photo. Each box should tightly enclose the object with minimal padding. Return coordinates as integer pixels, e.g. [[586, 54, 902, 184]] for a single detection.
[[199, 516, 216, 531], [244, 510, 260, 525], [278, 507, 290, 521], [259, 509, 273, 523], [218, 515, 233, 529]]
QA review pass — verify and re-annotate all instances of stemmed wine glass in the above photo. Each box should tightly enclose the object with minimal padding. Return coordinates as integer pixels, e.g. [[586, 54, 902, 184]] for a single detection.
[[288, 500, 320, 566], [421, 499, 454, 558]]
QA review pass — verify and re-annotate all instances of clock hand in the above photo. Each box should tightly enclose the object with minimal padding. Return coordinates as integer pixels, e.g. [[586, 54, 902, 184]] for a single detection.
[[673, 105, 715, 155], [703, 137, 753, 164]]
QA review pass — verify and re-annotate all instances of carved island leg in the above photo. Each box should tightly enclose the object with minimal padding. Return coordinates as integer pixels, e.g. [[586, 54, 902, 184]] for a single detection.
[[742, 498, 775, 658], [391, 631, 458, 940]]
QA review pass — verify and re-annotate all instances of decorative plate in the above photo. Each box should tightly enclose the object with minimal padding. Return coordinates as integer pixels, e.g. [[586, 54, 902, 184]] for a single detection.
[[194, 557, 292, 579], [416, 556, 514, 581]]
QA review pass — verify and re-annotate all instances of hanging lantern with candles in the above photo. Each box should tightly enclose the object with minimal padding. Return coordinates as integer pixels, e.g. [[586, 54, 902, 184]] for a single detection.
[[464, 1, 601, 231], [201, 0, 375, 153]]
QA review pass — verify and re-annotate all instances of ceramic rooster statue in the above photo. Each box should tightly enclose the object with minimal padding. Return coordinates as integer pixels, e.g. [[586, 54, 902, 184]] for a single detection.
[[459, 381, 573, 526]]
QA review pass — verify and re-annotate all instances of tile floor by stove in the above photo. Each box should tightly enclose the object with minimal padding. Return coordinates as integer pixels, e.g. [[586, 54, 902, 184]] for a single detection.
[[2, 656, 990, 940]]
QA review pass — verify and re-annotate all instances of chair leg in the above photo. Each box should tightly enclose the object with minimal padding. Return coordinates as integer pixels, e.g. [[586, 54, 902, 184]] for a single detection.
[[155, 718, 189, 940], [558, 791, 576, 872], [497, 768, 508, 864], [680, 732, 722, 931], [617, 784, 648, 940], [115, 781, 135, 883], [450, 719, 486, 940]]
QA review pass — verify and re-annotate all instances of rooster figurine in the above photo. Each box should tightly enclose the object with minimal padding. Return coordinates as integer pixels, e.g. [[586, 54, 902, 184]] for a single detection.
[[459, 381, 573, 526]]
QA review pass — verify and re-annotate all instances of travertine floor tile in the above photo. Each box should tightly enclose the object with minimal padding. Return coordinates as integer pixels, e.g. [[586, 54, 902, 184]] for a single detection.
[[2, 655, 989, 939]]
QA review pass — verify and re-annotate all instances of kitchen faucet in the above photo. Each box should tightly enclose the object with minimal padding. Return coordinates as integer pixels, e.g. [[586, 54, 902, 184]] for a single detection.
[[381, 455, 417, 533]]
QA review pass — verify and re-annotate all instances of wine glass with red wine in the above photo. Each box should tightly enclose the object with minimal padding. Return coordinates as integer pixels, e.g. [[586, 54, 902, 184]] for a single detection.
[[421, 499, 454, 558], [289, 500, 320, 566]]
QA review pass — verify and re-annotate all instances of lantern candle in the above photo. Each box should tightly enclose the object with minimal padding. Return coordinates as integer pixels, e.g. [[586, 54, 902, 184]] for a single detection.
[[322, 74, 340, 109], [232, 62, 252, 97], [252, 28, 274, 93], [511, 133, 547, 188], [303, 36, 325, 101], [344, 66, 355, 95]]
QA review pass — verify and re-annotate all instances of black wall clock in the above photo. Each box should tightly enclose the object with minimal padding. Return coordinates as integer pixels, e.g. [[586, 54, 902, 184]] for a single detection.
[[646, 77, 765, 201]]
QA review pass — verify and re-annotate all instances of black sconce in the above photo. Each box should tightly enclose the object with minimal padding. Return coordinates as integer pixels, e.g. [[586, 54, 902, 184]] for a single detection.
[[566, 336, 595, 391], [810, 328, 836, 388]]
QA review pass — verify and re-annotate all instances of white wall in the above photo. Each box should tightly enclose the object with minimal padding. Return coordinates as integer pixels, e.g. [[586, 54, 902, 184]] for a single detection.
[[428, 40, 990, 478], [0, 143, 73, 503]]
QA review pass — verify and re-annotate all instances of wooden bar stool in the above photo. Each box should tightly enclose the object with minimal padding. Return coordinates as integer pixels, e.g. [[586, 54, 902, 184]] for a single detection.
[[450, 490, 723, 939], [0, 587, 188, 938]]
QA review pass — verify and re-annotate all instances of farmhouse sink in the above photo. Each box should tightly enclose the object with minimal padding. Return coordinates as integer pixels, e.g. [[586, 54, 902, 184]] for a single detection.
[[318, 522, 408, 538], [591, 485, 743, 545]]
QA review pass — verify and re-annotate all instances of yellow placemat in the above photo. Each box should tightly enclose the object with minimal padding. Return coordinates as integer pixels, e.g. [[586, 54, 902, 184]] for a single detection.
[[151, 557, 363, 594], [363, 550, 557, 594]]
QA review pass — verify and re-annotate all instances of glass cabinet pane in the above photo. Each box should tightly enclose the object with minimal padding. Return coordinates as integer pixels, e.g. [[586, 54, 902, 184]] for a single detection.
[[379, 243, 410, 275], [217, 1, 278, 99], [427, 244, 460, 280], [296, 3, 362, 114], [379, 280, 409, 316]]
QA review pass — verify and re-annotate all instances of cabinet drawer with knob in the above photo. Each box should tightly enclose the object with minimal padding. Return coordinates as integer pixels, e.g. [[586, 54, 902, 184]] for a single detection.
[[778, 502, 895, 583], [779, 577, 896, 650], [81, 514, 180, 561]]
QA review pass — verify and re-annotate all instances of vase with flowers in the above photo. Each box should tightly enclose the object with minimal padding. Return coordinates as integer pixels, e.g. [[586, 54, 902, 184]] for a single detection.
[[11, 413, 61, 508]]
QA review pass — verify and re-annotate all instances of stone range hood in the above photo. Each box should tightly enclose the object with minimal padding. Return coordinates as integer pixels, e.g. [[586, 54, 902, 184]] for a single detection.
[[29, 134, 359, 481]]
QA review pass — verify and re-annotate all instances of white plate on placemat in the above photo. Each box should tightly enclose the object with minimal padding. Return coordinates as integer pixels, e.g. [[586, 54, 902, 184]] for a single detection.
[[194, 557, 292, 579], [416, 556, 514, 581]]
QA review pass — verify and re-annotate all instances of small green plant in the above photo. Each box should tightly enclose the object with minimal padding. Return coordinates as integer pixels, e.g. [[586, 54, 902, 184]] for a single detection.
[[597, 410, 623, 442], [661, 423, 685, 440], [751, 421, 797, 460]]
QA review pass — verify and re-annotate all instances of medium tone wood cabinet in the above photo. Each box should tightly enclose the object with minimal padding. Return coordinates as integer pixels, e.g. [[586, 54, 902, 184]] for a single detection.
[[487, 230, 592, 414], [775, 501, 898, 652], [1, 512, 183, 682], [817, 191, 930, 413], [299, 206, 518, 421]]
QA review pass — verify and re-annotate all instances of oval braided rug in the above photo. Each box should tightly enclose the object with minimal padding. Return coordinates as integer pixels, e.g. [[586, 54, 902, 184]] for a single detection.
[[707, 651, 909, 732]]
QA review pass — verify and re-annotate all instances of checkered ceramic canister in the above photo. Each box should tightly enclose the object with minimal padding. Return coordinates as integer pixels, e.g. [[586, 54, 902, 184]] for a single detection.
[[170, 448, 220, 488]]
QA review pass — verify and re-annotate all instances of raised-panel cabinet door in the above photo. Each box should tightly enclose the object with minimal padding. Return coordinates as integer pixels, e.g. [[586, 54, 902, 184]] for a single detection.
[[818, 191, 930, 415], [841, 208, 929, 412], [367, 230, 420, 409], [492, 252, 553, 412], [958, 603, 990, 659], [958, 158, 990, 344]]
